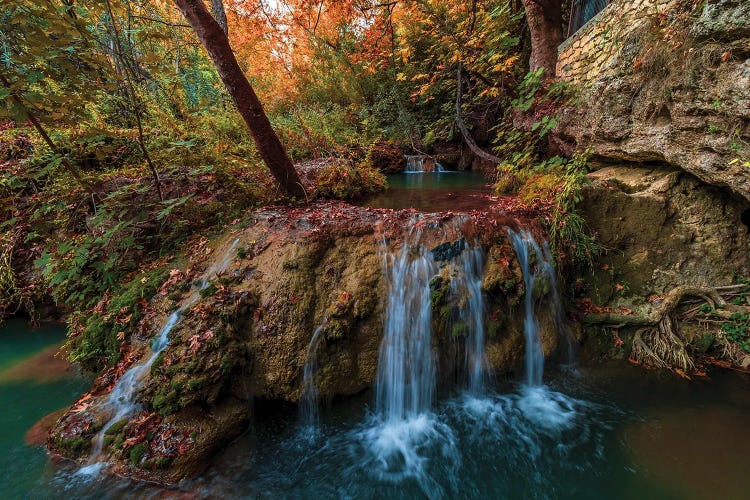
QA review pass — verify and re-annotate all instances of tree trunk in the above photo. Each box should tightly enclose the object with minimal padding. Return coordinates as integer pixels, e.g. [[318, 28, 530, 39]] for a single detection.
[[173, 0, 305, 197], [211, 0, 228, 35], [521, 0, 563, 76]]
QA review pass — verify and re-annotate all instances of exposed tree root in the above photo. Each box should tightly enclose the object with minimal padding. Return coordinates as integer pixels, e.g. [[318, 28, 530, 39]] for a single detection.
[[585, 285, 750, 373]]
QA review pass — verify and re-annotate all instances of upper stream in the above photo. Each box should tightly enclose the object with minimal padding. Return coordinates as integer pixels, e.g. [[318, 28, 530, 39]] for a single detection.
[[363, 171, 494, 212]]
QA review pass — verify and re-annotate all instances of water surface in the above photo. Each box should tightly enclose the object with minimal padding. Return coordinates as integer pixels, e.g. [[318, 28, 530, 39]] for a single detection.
[[0, 319, 89, 499], [364, 172, 494, 212], [5, 319, 750, 500]]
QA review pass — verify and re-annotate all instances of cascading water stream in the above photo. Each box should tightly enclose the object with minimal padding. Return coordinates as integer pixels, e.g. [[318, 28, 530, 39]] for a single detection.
[[451, 246, 488, 394], [376, 237, 438, 421], [404, 155, 445, 173], [508, 230, 545, 386], [87, 238, 240, 464], [89, 310, 181, 459], [357, 228, 461, 497], [300, 317, 329, 430], [507, 229, 561, 387], [451, 230, 582, 455]]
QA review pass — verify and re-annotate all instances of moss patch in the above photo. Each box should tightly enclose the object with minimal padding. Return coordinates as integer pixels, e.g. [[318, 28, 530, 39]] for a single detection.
[[129, 442, 148, 465]]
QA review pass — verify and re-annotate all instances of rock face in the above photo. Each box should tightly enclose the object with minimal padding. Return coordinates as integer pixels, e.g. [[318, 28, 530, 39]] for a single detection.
[[554, 1, 750, 369], [579, 165, 750, 305], [48, 201, 562, 484], [556, 0, 750, 201]]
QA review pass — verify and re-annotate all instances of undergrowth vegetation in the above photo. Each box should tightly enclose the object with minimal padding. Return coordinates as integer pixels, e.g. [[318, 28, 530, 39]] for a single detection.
[[493, 69, 601, 266], [0, 0, 598, 368]]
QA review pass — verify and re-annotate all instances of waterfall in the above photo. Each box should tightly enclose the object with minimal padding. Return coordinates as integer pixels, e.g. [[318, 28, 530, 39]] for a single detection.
[[507, 229, 558, 387], [300, 317, 328, 429], [404, 155, 446, 173], [451, 246, 488, 394], [90, 310, 181, 458], [88, 238, 240, 462], [360, 229, 460, 496], [376, 238, 438, 421]]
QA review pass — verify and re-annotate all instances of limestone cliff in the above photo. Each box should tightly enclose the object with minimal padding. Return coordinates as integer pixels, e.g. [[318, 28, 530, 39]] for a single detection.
[[557, 0, 750, 201], [557, 0, 750, 372]]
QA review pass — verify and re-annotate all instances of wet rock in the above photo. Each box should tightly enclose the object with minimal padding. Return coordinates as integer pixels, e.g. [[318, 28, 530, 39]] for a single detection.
[[26, 408, 68, 446], [431, 239, 467, 261], [48, 201, 557, 484]]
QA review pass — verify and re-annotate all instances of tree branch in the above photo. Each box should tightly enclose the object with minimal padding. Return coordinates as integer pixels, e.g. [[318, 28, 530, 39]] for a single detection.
[[129, 15, 191, 28], [455, 63, 502, 165]]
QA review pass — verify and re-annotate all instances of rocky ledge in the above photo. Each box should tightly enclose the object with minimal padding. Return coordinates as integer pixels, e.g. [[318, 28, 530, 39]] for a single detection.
[[47, 201, 564, 484]]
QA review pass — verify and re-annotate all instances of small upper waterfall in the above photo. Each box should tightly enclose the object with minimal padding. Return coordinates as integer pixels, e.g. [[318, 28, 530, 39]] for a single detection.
[[508, 229, 557, 387], [377, 236, 438, 421], [300, 317, 328, 429], [89, 238, 240, 462], [404, 154, 445, 173]]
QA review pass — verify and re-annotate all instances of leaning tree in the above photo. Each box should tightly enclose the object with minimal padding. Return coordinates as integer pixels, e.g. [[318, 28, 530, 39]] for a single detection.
[[173, 0, 305, 197]]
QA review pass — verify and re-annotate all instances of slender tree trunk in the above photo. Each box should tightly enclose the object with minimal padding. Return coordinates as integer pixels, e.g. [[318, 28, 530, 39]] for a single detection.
[[173, 0, 305, 198], [104, 0, 164, 201], [521, 0, 563, 76], [211, 0, 228, 35]]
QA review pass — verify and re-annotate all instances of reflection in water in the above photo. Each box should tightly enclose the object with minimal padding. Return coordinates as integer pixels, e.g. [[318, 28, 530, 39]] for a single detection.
[[363, 172, 494, 212]]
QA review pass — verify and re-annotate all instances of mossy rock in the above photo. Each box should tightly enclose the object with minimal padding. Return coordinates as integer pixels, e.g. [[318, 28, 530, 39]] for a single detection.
[[452, 321, 469, 338], [72, 264, 173, 372], [324, 319, 348, 341], [154, 456, 173, 469], [152, 387, 181, 416], [690, 333, 714, 353], [52, 436, 92, 458], [533, 273, 552, 300], [187, 376, 207, 391], [199, 282, 217, 298], [429, 273, 452, 312], [129, 442, 148, 466], [104, 419, 128, 435], [488, 319, 502, 339]]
